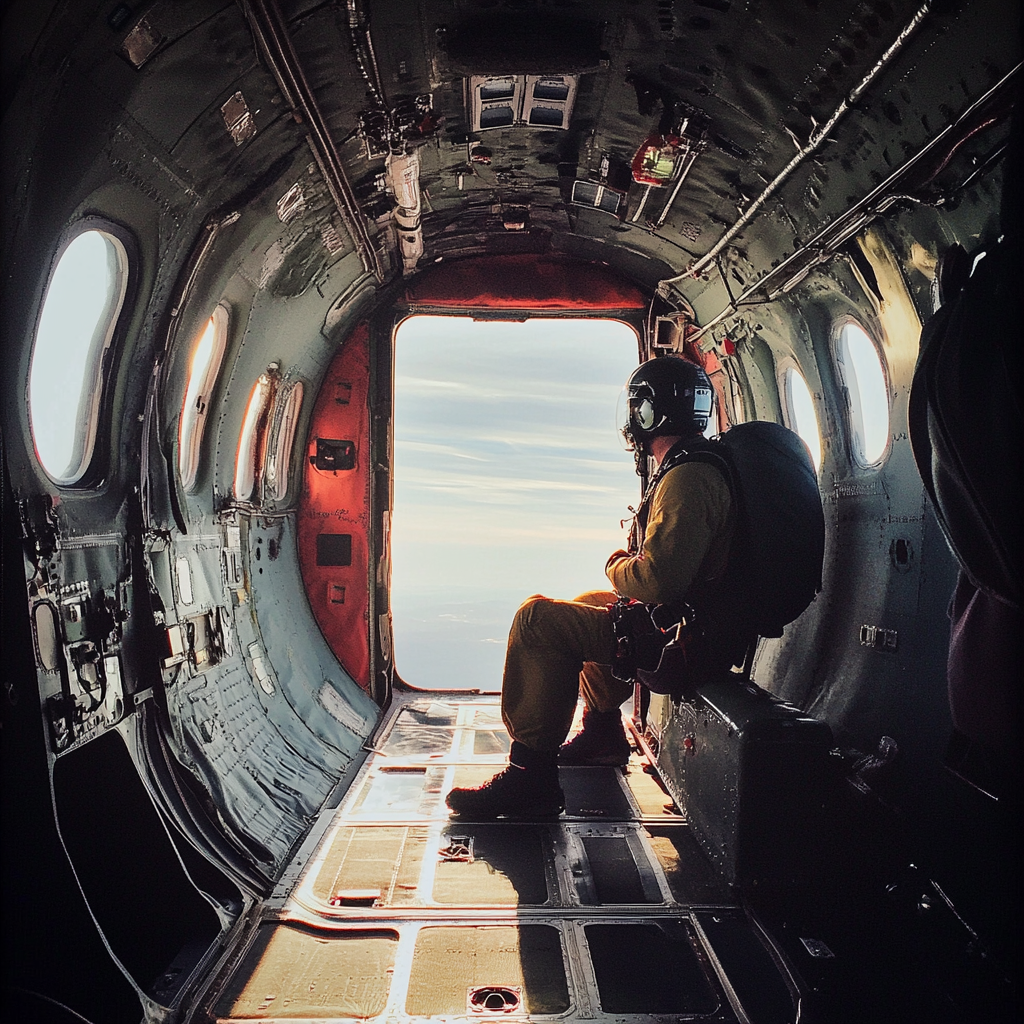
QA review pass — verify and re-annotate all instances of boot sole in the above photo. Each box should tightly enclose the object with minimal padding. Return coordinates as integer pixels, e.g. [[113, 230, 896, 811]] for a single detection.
[[447, 807, 564, 820], [557, 754, 630, 767]]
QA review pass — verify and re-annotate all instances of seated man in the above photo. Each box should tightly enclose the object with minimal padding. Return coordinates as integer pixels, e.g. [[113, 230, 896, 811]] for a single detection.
[[446, 356, 752, 818]]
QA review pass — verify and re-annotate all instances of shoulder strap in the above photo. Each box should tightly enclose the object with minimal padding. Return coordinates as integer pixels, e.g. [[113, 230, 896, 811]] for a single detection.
[[658, 437, 735, 500], [633, 437, 734, 546]]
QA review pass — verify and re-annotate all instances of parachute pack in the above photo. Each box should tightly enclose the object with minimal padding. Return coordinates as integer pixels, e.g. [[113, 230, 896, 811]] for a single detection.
[[658, 421, 826, 639], [909, 238, 1021, 611]]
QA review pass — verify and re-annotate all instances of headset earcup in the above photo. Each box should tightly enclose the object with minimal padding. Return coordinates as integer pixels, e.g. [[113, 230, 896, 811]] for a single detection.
[[636, 398, 655, 430]]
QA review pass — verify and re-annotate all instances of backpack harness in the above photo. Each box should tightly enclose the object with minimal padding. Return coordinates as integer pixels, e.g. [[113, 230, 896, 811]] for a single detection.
[[610, 422, 825, 694]]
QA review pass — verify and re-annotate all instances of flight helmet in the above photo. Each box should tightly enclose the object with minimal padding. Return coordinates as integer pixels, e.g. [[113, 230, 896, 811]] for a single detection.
[[619, 357, 714, 451]]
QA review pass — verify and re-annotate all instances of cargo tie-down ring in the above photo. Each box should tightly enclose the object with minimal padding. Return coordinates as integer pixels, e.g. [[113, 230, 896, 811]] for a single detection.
[[468, 986, 522, 1013]]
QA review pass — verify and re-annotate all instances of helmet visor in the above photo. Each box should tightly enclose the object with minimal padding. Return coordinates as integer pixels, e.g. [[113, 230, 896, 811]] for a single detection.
[[615, 385, 634, 450]]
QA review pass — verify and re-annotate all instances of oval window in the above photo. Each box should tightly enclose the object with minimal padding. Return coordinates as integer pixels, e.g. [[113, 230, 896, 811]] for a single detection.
[[266, 381, 304, 502], [836, 321, 889, 466], [233, 373, 274, 501], [784, 367, 822, 473], [28, 229, 129, 485], [179, 304, 229, 492]]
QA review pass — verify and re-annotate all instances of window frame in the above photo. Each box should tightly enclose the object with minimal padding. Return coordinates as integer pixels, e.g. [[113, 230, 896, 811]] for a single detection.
[[233, 372, 275, 502], [468, 74, 577, 133], [469, 75, 524, 132], [778, 359, 823, 474], [178, 303, 230, 493], [522, 74, 577, 129], [831, 317, 891, 470], [27, 220, 134, 487], [266, 379, 305, 502]]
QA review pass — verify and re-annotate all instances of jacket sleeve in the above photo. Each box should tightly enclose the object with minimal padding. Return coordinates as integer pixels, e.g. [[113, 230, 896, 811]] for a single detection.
[[605, 461, 732, 605]]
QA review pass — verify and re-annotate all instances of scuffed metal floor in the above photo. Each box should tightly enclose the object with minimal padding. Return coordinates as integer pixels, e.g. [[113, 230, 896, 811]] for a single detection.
[[200, 692, 800, 1022]]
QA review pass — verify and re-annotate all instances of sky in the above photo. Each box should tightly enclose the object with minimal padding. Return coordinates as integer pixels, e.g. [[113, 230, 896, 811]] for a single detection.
[[838, 321, 889, 464], [29, 230, 123, 482], [786, 368, 822, 472], [390, 315, 642, 690]]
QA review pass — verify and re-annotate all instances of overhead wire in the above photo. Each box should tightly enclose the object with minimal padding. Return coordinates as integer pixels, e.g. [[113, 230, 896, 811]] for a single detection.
[[658, 1, 933, 299]]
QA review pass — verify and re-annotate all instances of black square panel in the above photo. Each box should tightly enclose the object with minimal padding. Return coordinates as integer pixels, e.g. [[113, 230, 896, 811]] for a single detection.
[[694, 911, 795, 1024], [585, 921, 718, 1014], [561, 767, 634, 819], [317, 533, 352, 566], [311, 438, 356, 471], [580, 835, 652, 904]]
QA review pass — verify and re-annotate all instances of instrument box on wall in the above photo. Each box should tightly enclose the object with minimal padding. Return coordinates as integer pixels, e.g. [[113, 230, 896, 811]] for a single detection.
[[658, 677, 835, 889]]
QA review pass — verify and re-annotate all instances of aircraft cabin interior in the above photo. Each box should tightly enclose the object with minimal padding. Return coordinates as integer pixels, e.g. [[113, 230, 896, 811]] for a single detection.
[[1, 1, 1020, 1022]]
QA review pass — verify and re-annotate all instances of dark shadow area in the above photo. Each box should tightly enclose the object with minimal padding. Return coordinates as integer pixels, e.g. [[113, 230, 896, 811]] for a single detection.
[[2, 453, 141, 1024], [560, 766, 634, 818], [585, 921, 718, 1014], [694, 911, 795, 1024], [446, 14, 605, 74], [580, 834, 654, 904], [52, 730, 222, 997], [747, 776, 1022, 1024], [644, 824, 730, 903]]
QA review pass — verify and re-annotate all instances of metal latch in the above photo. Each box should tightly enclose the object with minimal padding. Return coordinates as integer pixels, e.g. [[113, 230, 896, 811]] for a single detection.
[[310, 438, 356, 471], [859, 624, 898, 652], [800, 937, 835, 959], [439, 836, 474, 863]]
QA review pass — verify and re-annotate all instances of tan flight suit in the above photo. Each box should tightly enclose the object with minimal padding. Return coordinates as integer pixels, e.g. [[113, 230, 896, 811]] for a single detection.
[[502, 460, 734, 751]]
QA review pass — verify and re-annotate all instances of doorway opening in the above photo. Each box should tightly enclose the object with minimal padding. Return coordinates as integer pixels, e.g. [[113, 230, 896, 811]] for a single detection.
[[391, 315, 639, 689]]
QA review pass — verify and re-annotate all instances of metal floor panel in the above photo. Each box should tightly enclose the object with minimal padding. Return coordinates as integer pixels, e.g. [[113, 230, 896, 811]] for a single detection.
[[204, 692, 799, 1023]]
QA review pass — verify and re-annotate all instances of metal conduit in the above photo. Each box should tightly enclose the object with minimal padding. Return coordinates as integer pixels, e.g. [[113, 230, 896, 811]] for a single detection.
[[658, 1, 932, 300], [240, 0, 386, 282], [346, 0, 388, 113], [680, 61, 1020, 348]]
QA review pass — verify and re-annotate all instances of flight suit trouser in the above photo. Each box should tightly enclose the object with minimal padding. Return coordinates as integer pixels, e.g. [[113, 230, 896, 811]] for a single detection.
[[501, 590, 634, 752]]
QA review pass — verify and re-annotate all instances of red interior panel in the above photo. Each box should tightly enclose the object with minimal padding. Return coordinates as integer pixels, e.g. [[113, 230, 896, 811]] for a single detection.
[[297, 323, 372, 690], [403, 255, 647, 310]]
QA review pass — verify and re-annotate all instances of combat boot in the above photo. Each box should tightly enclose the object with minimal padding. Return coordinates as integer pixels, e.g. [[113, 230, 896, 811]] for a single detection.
[[557, 705, 632, 766], [446, 742, 564, 819]]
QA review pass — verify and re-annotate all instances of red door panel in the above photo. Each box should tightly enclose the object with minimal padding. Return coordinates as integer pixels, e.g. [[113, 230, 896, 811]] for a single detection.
[[297, 323, 372, 690]]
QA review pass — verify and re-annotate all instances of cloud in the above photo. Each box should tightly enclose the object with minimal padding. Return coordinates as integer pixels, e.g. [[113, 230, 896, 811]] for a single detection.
[[396, 373, 617, 407], [390, 315, 639, 635], [391, 504, 630, 545], [402, 440, 489, 462], [404, 472, 616, 496], [393, 375, 474, 394]]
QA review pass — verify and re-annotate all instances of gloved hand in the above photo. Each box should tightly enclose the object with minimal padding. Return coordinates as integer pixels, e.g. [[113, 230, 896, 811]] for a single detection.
[[609, 600, 672, 683]]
